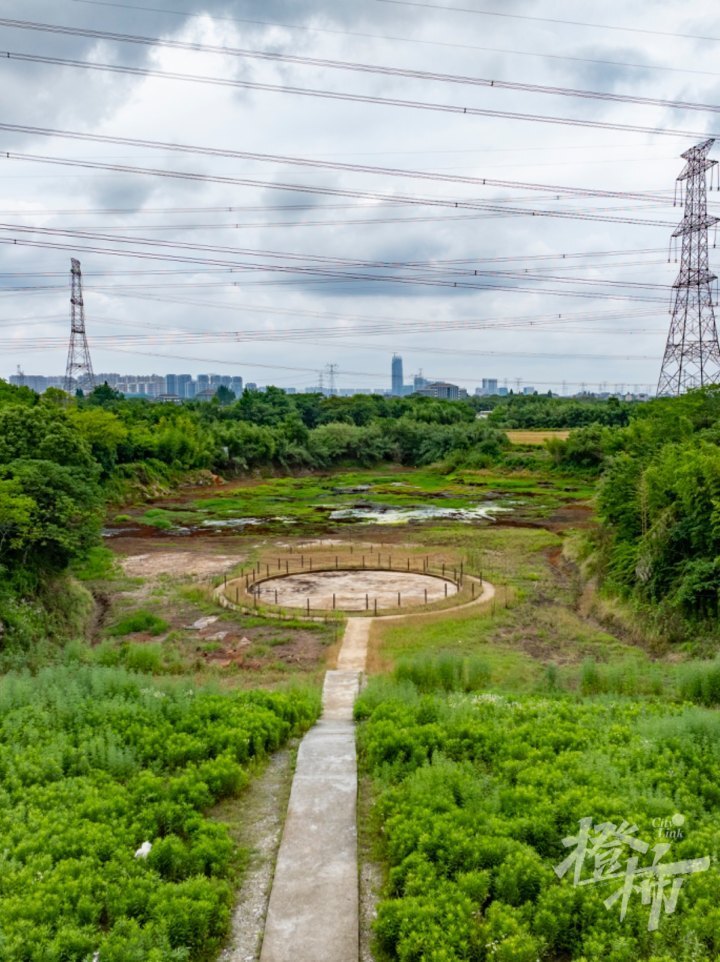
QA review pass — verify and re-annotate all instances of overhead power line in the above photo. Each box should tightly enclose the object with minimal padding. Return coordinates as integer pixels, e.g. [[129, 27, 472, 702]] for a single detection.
[[15, 10, 720, 82], [3, 153, 679, 230], [3, 19, 720, 115], [0, 230, 670, 302], [0, 50, 716, 140], [0, 122, 683, 205], [0, 246, 671, 274], [375, 0, 720, 44]]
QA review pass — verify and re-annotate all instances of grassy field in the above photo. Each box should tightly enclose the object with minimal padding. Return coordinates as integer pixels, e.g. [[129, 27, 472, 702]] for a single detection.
[[506, 429, 570, 444]]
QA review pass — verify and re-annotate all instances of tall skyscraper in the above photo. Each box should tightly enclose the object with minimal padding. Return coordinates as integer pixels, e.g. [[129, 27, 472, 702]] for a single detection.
[[481, 378, 498, 396], [177, 374, 192, 397], [391, 354, 403, 396]]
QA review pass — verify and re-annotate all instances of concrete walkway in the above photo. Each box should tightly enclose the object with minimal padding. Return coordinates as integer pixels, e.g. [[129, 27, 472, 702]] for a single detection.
[[259, 583, 493, 962], [259, 624, 370, 962]]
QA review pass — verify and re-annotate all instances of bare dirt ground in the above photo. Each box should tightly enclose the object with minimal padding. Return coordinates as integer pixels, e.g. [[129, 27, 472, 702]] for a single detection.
[[104, 536, 335, 679], [256, 570, 458, 611], [119, 550, 242, 578]]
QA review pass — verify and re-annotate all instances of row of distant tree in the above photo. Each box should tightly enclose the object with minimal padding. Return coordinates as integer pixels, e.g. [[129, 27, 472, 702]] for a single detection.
[[3, 376, 718, 639]]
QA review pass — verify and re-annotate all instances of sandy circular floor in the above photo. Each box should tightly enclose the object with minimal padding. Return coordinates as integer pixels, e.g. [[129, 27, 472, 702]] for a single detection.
[[254, 569, 458, 611]]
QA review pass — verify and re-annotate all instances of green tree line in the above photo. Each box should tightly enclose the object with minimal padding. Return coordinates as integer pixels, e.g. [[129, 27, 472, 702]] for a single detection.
[[549, 387, 720, 638]]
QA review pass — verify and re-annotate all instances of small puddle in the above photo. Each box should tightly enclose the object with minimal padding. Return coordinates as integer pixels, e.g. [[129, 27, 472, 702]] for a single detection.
[[328, 503, 512, 524], [201, 517, 265, 529]]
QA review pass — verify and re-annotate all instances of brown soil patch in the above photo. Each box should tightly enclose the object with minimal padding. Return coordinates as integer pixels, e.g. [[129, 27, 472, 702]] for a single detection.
[[256, 569, 457, 611], [119, 550, 243, 578], [197, 626, 330, 672], [545, 502, 595, 531]]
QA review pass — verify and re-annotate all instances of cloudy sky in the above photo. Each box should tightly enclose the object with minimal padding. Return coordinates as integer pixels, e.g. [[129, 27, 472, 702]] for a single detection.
[[1, 0, 719, 394]]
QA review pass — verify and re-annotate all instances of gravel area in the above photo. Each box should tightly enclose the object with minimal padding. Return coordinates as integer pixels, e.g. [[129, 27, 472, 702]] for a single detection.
[[217, 748, 296, 962]]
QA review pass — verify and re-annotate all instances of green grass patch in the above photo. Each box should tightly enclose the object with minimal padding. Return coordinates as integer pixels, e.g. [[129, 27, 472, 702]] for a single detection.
[[108, 610, 169, 637], [71, 546, 120, 581]]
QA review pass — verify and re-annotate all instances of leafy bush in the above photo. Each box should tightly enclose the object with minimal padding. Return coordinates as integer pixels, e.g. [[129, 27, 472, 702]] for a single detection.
[[357, 684, 720, 962], [0, 666, 320, 960], [108, 610, 170, 637]]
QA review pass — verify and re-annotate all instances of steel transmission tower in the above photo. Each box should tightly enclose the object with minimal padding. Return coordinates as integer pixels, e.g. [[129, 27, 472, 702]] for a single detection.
[[326, 363, 338, 396], [657, 139, 720, 396], [64, 258, 95, 395]]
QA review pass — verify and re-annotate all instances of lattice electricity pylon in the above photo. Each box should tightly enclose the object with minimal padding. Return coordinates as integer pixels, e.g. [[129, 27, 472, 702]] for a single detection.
[[657, 139, 720, 396], [64, 257, 96, 395], [326, 363, 338, 397]]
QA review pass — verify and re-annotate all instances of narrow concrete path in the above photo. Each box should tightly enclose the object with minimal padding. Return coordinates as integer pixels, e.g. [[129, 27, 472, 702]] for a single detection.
[[259, 583, 493, 962], [259, 628, 369, 962]]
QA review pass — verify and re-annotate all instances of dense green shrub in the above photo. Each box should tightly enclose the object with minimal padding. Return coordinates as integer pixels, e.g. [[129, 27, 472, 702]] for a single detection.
[[357, 684, 720, 962], [0, 666, 320, 960]]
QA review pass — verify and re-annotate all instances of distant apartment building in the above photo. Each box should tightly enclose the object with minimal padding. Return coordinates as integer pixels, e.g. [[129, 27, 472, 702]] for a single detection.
[[417, 381, 461, 401], [94, 373, 121, 388], [8, 369, 245, 400], [9, 374, 65, 393], [115, 375, 165, 397], [476, 378, 498, 396]]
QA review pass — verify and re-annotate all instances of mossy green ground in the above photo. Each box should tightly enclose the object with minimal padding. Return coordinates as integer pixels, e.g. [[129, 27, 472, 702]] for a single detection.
[[131, 467, 594, 532]]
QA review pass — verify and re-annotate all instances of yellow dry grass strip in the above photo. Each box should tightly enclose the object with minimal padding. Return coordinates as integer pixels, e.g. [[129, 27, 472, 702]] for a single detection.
[[506, 430, 570, 445]]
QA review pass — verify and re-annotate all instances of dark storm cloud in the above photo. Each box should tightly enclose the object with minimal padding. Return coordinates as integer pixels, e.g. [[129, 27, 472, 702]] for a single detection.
[[0, 0, 411, 136]]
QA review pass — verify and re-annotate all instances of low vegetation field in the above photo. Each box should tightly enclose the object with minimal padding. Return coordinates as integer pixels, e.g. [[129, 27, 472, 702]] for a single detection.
[[0, 666, 319, 960], [506, 429, 571, 445]]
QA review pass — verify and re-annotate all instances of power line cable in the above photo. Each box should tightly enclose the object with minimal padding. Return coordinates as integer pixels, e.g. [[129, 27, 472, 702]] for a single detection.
[[0, 223, 673, 301], [53, 2, 720, 79], [1, 153, 680, 230], [4, 20, 720, 115], [375, 0, 720, 44], [0, 124, 687, 204], [0, 52, 715, 140]]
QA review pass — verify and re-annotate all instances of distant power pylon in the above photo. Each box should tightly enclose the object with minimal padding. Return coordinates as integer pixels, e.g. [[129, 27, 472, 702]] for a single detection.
[[657, 139, 720, 396], [64, 258, 95, 395], [326, 363, 338, 396]]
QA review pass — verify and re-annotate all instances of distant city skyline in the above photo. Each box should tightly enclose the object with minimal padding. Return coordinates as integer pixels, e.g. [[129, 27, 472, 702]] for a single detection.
[[7, 360, 651, 401]]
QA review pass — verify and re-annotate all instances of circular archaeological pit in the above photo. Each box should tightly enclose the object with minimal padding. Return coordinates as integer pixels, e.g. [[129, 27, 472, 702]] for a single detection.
[[252, 568, 459, 613]]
